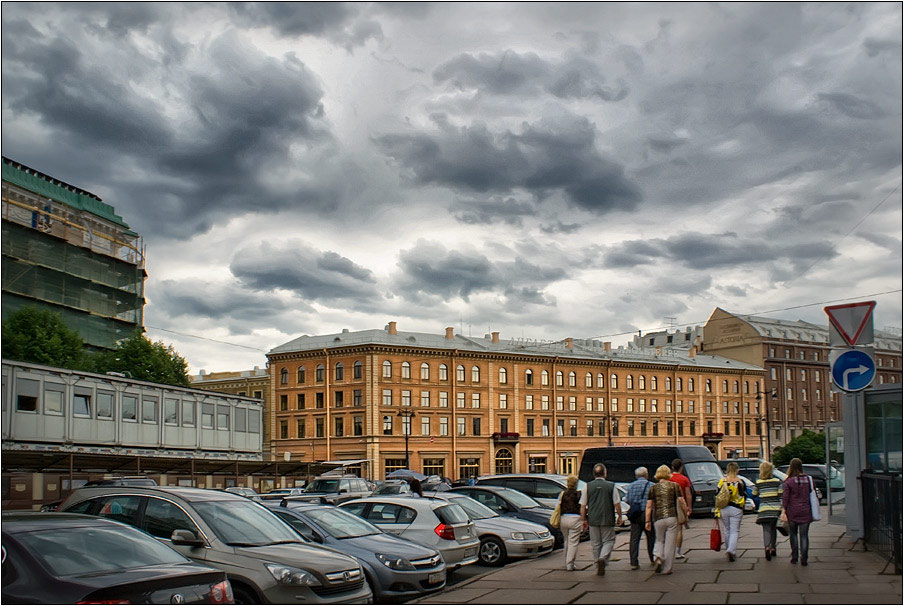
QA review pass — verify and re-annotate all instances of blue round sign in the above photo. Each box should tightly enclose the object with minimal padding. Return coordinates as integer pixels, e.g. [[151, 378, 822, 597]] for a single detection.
[[831, 349, 876, 392]]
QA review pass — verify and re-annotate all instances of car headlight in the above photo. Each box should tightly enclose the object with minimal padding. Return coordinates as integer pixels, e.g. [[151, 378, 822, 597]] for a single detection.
[[376, 553, 416, 571], [265, 563, 322, 586], [537, 530, 550, 538], [511, 531, 539, 541]]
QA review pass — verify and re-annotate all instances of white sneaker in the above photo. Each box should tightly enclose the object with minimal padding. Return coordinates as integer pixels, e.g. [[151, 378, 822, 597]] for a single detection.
[[565, 563, 575, 571], [675, 552, 686, 559]]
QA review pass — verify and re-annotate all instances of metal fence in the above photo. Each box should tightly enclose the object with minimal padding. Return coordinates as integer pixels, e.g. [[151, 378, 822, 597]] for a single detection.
[[861, 471, 902, 573]]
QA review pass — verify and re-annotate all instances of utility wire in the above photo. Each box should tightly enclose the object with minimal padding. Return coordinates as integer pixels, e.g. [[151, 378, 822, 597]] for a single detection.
[[146, 325, 268, 353]]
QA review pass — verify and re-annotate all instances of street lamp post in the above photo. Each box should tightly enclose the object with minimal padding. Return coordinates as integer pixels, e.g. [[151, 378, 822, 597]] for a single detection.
[[755, 388, 777, 460], [397, 409, 417, 470]]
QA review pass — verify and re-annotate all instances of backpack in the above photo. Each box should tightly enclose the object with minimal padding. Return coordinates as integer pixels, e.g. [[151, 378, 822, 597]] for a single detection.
[[715, 479, 731, 509]]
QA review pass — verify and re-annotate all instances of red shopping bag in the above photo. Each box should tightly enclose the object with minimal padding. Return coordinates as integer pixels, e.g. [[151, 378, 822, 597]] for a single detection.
[[710, 520, 722, 551]]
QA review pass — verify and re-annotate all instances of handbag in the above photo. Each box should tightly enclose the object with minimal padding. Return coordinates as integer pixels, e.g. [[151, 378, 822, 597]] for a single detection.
[[808, 476, 822, 521], [549, 494, 562, 528], [715, 479, 731, 510], [776, 518, 789, 537], [709, 519, 722, 551]]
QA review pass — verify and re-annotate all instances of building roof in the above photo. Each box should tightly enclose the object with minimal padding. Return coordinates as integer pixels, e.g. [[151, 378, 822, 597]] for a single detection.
[[726, 310, 902, 351], [270, 326, 764, 372], [2, 157, 134, 232]]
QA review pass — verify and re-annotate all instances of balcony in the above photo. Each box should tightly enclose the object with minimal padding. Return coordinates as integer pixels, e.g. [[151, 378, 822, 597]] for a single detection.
[[492, 432, 520, 444]]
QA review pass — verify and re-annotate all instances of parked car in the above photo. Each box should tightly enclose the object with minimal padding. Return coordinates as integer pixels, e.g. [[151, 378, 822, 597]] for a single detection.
[[40, 477, 159, 512], [427, 492, 554, 566], [474, 474, 586, 508], [739, 476, 758, 513], [267, 503, 446, 601], [371, 480, 412, 496], [1, 512, 233, 605], [777, 464, 842, 502], [287, 476, 373, 505], [259, 488, 306, 501], [448, 485, 564, 549], [224, 487, 262, 501], [339, 496, 480, 570], [57, 486, 371, 604]]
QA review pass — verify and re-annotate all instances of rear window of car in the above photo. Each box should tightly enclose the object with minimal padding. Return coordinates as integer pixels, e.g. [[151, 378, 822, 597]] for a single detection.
[[434, 503, 469, 525]]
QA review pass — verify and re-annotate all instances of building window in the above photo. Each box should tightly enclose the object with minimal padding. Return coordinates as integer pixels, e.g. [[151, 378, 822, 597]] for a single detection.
[[651, 376, 658, 390], [499, 367, 508, 384], [142, 397, 157, 423], [611, 398, 618, 412], [528, 456, 547, 473], [665, 377, 671, 391], [639, 399, 646, 412], [316, 364, 325, 382], [665, 399, 672, 413], [688, 378, 695, 392], [722, 401, 728, 414], [401, 362, 411, 379], [541, 395, 550, 410], [382, 361, 392, 378], [315, 392, 325, 408], [627, 420, 635, 436], [383, 415, 393, 435], [733, 401, 740, 414], [439, 391, 449, 407], [354, 390, 362, 406], [526, 418, 535, 436], [457, 417, 466, 436], [459, 457, 480, 480], [297, 419, 306, 438], [421, 417, 430, 436], [690, 420, 695, 435], [676, 377, 683, 391], [556, 396, 564, 410], [335, 417, 344, 437], [688, 400, 695, 413], [612, 419, 619, 436], [401, 390, 411, 406], [471, 366, 480, 382], [499, 417, 509, 433], [525, 394, 534, 410], [802, 389, 808, 401], [586, 397, 593, 411], [557, 419, 565, 436], [542, 419, 550, 436], [706, 379, 712, 393], [787, 388, 793, 400], [439, 417, 449, 436], [800, 369, 807, 381], [611, 374, 618, 389], [626, 398, 634, 412], [733, 381, 739, 393], [439, 364, 448, 381], [627, 375, 634, 389], [735, 421, 741, 436], [569, 396, 576, 411], [385, 458, 407, 475], [706, 400, 713, 414], [201, 404, 214, 429], [640, 421, 647, 436], [525, 369, 533, 385], [382, 390, 393, 406], [297, 394, 306, 409], [569, 419, 577, 436], [335, 363, 344, 381], [541, 370, 549, 386], [353, 416, 363, 436], [568, 371, 576, 387], [280, 368, 288, 385], [499, 394, 508, 409], [639, 375, 646, 390], [353, 361, 363, 379], [652, 421, 659, 436], [786, 368, 793, 381], [707, 420, 713, 434], [280, 420, 288, 439], [724, 421, 731, 435], [471, 393, 480, 408], [597, 373, 605, 388], [815, 370, 821, 382], [457, 365, 466, 381], [472, 417, 481, 436], [421, 391, 431, 407], [456, 392, 465, 408], [495, 449, 514, 474], [585, 372, 593, 388], [279, 394, 288, 411], [651, 399, 658, 413], [294, 366, 304, 383], [423, 458, 445, 478], [556, 371, 564, 387], [587, 419, 594, 436]]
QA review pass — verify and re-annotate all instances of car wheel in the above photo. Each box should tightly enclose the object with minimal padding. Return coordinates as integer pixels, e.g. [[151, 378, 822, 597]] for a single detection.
[[478, 536, 507, 567], [231, 584, 258, 605]]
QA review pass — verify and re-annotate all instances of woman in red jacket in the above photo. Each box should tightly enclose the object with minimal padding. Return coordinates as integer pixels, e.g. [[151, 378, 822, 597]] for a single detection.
[[781, 458, 815, 566]]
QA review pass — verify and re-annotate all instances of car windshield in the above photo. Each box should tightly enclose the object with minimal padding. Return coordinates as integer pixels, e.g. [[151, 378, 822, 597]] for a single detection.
[[305, 479, 339, 493], [500, 489, 542, 509], [374, 485, 406, 495], [193, 500, 302, 546], [685, 462, 724, 482], [306, 507, 382, 539], [448, 496, 498, 520], [17, 525, 188, 576]]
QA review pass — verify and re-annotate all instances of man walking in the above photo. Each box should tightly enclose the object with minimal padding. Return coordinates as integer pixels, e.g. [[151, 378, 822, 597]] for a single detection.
[[670, 459, 693, 560], [625, 466, 655, 570], [580, 463, 622, 575]]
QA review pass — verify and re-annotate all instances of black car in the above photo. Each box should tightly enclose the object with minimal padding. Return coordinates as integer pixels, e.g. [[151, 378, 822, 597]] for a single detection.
[[449, 485, 564, 549], [1, 512, 232, 605]]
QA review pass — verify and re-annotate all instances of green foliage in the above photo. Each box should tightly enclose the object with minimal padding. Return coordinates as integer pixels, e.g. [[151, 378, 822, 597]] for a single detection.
[[1, 307, 86, 370], [91, 331, 191, 387], [772, 429, 826, 467]]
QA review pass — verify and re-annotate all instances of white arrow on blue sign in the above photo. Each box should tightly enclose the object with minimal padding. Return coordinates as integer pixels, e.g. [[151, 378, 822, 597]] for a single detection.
[[830, 349, 876, 392]]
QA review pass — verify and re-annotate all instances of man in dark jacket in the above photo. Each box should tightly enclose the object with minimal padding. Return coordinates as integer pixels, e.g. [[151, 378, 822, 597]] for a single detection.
[[580, 463, 623, 575], [625, 466, 655, 569]]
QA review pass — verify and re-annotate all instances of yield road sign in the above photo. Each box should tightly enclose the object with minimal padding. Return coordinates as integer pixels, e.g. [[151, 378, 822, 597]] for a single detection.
[[829, 349, 876, 392], [825, 301, 876, 346]]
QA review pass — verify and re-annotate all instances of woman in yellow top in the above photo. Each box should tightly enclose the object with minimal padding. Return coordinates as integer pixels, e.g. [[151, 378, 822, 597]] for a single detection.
[[715, 461, 746, 561]]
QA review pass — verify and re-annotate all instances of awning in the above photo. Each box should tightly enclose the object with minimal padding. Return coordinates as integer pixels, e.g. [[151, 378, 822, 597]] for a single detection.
[[321, 459, 372, 466]]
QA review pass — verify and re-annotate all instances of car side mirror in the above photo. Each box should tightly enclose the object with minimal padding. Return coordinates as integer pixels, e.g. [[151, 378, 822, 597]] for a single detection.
[[170, 529, 205, 547]]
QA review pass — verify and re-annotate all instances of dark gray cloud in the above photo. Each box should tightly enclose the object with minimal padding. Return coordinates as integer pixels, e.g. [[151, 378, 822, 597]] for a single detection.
[[863, 37, 901, 58], [375, 113, 642, 213], [153, 280, 311, 321], [817, 93, 884, 120], [450, 196, 538, 226], [230, 241, 379, 302], [228, 2, 381, 48]]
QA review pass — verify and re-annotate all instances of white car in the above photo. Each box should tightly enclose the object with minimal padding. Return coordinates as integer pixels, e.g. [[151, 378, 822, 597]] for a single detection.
[[428, 492, 554, 566], [340, 496, 481, 570]]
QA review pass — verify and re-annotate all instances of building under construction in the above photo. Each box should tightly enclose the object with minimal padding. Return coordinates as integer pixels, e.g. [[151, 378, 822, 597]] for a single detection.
[[1, 157, 146, 350]]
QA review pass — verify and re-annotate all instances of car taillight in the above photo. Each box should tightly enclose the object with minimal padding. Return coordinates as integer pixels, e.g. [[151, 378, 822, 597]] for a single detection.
[[209, 580, 234, 604], [434, 523, 456, 541]]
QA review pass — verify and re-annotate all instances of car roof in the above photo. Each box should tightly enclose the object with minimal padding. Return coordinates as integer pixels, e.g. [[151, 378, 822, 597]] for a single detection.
[[452, 485, 523, 497], [342, 495, 450, 509], [2, 511, 129, 533], [70, 486, 249, 502], [478, 473, 568, 481]]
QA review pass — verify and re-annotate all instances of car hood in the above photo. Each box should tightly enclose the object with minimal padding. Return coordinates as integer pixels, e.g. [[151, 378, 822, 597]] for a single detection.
[[473, 516, 548, 535], [337, 532, 437, 559], [513, 507, 553, 523], [66, 563, 222, 589], [239, 542, 358, 571]]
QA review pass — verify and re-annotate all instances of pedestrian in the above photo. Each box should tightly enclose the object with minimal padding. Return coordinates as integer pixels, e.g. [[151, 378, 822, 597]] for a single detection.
[[559, 475, 583, 571], [409, 478, 424, 497], [754, 460, 783, 560], [669, 459, 693, 560], [580, 463, 623, 576], [645, 464, 687, 574], [468, 476, 475, 486], [715, 461, 746, 561], [781, 457, 815, 566], [625, 466, 655, 570]]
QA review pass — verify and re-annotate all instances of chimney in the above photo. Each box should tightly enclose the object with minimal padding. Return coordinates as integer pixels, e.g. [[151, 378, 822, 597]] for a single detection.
[[388, 321, 397, 335], [689, 346, 697, 358], [491, 331, 500, 343], [603, 342, 611, 352], [655, 346, 662, 356], [565, 337, 574, 349], [445, 327, 454, 340]]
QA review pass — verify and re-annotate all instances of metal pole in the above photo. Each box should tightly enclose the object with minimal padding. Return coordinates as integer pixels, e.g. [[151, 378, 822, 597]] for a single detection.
[[405, 421, 410, 470]]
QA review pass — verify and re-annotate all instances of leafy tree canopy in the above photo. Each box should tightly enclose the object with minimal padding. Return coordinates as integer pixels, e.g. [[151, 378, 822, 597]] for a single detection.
[[772, 429, 826, 467], [91, 331, 191, 387], [1, 307, 86, 370]]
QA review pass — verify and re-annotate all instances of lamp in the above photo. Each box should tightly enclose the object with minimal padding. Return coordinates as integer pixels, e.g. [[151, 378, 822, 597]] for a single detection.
[[755, 387, 778, 460]]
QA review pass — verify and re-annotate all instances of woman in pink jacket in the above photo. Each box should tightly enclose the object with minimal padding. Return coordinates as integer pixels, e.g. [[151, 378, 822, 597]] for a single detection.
[[781, 458, 815, 566]]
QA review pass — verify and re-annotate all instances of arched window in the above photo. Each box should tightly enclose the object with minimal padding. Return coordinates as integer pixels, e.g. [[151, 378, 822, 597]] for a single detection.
[[495, 448, 514, 474], [638, 375, 646, 390], [456, 365, 465, 382], [721, 380, 728, 393], [651, 376, 658, 390], [706, 379, 713, 393], [335, 363, 344, 380], [585, 373, 593, 388], [568, 371, 576, 387], [471, 366, 480, 382], [382, 360, 392, 378], [499, 367, 508, 384], [626, 375, 634, 389], [280, 367, 288, 385], [556, 371, 564, 386], [316, 364, 325, 382], [297, 366, 306, 383], [611, 374, 618, 389], [676, 377, 683, 391], [688, 378, 695, 392], [664, 377, 671, 391], [733, 381, 740, 394], [744, 381, 749, 394], [439, 364, 448, 381], [525, 369, 534, 385], [401, 361, 411, 379], [597, 373, 605, 388], [541, 370, 550, 386], [420, 363, 430, 380], [353, 361, 363, 379]]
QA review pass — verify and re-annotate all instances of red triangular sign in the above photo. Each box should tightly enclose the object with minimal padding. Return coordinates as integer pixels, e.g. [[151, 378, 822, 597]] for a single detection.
[[824, 301, 876, 346]]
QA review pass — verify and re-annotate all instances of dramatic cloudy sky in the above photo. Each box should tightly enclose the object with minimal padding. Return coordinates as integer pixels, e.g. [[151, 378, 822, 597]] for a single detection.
[[3, 2, 902, 372]]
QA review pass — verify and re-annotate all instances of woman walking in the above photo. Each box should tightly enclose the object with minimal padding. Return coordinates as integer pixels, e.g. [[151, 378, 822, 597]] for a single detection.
[[560, 475, 583, 571], [781, 458, 815, 566], [754, 461, 783, 560], [645, 464, 687, 574], [715, 461, 746, 561]]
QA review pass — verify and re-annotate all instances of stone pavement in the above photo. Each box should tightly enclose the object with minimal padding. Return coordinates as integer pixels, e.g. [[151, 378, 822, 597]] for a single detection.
[[416, 511, 902, 605]]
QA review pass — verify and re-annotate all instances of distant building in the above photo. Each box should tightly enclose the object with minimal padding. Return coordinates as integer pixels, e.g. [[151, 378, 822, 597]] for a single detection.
[[191, 367, 271, 459], [629, 325, 703, 351], [701, 308, 902, 448], [267, 322, 766, 480], [1, 157, 145, 350]]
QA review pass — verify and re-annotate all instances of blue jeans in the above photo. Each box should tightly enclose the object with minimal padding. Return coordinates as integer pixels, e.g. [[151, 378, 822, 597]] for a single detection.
[[788, 521, 810, 562]]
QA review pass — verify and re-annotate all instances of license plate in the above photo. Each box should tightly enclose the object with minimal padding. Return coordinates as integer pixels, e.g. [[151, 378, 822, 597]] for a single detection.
[[428, 571, 445, 584], [464, 547, 477, 558]]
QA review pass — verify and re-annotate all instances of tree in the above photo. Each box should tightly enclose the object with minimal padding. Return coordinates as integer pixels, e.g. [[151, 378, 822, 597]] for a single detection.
[[1, 307, 86, 369], [772, 429, 826, 467], [91, 331, 190, 387]]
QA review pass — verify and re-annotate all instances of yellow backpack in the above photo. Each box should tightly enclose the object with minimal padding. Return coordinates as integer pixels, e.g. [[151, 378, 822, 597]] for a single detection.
[[715, 479, 731, 509]]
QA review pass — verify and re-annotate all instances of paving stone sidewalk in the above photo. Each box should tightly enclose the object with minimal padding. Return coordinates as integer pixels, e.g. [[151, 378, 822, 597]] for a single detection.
[[415, 512, 902, 605]]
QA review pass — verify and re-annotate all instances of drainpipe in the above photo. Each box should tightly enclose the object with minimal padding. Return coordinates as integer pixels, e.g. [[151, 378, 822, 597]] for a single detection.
[[552, 357, 558, 473], [324, 348, 331, 462]]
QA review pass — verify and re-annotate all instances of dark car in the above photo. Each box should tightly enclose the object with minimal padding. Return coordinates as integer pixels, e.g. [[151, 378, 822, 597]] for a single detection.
[[285, 475, 373, 506], [777, 464, 842, 502], [40, 477, 158, 511], [267, 503, 446, 601], [449, 485, 564, 549], [1, 512, 233, 605]]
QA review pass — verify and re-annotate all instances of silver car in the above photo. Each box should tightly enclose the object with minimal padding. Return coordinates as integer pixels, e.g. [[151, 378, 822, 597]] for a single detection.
[[475, 474, 587, 508], [428, 492, 554, 566], [339, 497, 480, 570]]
